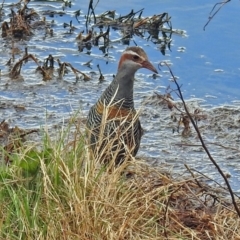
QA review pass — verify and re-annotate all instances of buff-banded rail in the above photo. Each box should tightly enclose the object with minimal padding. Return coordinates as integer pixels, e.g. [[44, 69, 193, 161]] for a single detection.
[[86, 46, 158, 165]]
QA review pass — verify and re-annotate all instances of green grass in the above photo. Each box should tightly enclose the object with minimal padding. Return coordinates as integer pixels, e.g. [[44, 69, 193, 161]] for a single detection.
[[0, 119, 239, 240]]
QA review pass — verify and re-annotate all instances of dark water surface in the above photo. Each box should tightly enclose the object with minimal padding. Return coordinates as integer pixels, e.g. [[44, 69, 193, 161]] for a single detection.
[[0, 0, 240, 192]]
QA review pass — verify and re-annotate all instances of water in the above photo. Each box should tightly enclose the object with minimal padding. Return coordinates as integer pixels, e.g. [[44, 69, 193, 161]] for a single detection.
[[96, 0, 240, 104], [0, 0, 240, 192]]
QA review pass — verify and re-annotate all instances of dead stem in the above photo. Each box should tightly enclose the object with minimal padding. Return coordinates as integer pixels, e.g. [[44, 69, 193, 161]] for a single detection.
[[159, 61, 240, 218]]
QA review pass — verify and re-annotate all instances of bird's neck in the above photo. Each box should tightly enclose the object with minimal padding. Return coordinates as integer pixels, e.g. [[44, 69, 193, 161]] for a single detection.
[[100, 67, 136, 110], [112, 68, 135, 108]]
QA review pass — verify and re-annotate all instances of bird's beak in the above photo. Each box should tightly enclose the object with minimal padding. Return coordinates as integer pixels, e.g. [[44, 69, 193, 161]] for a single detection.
[[142, 60, 158, 74]]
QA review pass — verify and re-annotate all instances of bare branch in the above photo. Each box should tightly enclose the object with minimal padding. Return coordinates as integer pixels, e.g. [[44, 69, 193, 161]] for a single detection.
[[204, 0, 231, 30], [159, 61, 240, 218]]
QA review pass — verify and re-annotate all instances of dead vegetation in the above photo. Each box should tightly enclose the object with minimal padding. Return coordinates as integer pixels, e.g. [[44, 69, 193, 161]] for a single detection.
[[1, 2, 42, 39], [1, 0, 177, 80], [0, 120, 38, 164]]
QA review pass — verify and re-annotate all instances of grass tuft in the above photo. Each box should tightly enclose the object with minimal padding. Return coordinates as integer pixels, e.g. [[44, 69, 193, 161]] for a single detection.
[[0, 118, 240, 239]]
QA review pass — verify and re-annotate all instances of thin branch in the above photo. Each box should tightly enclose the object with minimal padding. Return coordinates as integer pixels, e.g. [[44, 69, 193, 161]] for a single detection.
[[163, 184, 183, 239], [188, 168, 240, 200], [184, 164, 202, 189], [203, 0, 231, 30], [86, 0, 96, 30], [159, 61, 240, 218], [174, 142, 240, 152]]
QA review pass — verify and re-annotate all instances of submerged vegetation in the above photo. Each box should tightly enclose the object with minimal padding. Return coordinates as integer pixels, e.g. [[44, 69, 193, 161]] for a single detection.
[[0, 0, 240, 239]]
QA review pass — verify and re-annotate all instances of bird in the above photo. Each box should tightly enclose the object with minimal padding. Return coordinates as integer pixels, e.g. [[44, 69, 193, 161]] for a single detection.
[[86, 46, 158, 165]]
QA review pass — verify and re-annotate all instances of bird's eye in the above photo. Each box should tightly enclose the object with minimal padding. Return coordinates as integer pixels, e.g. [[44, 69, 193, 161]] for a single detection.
[[132, 55, 140, 60]]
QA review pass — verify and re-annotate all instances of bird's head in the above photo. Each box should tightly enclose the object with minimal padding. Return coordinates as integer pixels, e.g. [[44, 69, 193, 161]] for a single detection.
[[118, 46, 158, 74]]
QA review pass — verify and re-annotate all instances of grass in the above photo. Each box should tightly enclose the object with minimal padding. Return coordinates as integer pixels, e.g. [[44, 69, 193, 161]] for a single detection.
[[0, 118, 240, 240]]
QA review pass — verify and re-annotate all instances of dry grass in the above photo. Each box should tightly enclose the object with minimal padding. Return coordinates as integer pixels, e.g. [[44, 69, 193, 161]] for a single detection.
[[0, 118, 240, 240]]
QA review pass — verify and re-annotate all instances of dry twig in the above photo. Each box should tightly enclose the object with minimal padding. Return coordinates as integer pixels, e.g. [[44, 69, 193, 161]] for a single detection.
[[204, 0, 231, 30], [159, 61, 240, 218]]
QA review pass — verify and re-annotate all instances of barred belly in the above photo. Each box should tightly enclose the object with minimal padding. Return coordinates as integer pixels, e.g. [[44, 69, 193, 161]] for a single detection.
[[86, 104, 142, 165]]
